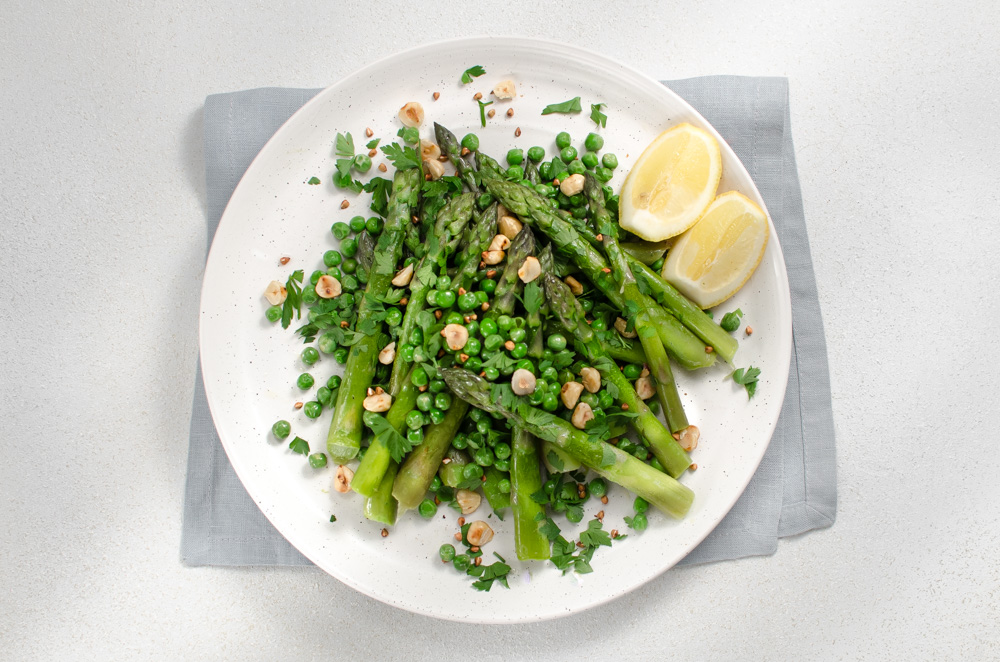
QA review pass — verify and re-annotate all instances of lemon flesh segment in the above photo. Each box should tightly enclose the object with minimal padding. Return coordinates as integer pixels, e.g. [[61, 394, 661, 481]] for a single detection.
[[661, 191, 769, 309], [619, 123, 722, 242]]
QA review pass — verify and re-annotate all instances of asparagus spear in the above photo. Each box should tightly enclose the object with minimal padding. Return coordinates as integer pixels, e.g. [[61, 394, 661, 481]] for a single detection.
[[542, 272, 691, 477], [584, 172, 689, 434], [441, 368, 694, 518], [453, 202, 498, 289], [392, 400, 470, 511], [510, 428, 550, 560], [350, 367, 420, 498], [364, 460, 399, 526], [629, 257, 739, 364], [485, 224, 535, 320], [389, 192, 475, 393], [434, 123, 480, 194], [483, 177, 714, 370], [326, 168, 419, 463]]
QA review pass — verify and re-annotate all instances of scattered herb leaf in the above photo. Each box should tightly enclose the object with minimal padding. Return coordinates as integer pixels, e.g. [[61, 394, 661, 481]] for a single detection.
[[590, 102, 607, 128], [460, 65, 486, 84], [541, 96, 582, 115]]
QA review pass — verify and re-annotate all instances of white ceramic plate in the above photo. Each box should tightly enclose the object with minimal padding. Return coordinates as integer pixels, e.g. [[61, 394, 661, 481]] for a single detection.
[[200, 37, 792, 623]]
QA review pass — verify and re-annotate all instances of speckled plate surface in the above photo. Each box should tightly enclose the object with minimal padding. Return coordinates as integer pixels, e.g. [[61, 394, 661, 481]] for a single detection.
[[199, 37, 792, 623]]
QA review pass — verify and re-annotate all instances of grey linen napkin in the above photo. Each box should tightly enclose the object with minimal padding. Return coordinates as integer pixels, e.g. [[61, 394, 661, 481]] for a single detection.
[[181, 76, 836, 567]]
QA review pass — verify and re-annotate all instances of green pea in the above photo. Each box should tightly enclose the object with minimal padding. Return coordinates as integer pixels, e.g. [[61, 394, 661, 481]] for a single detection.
[[473, 446, 494, 467], [558, 369, 575, 385], [584, 132, 604, 152], [595, 166, 613, 183], [479, 318, 498, 337], [547, 334, 567, 351], [508, 327, 527, 343], [321, 250, 341, 268], [510, 343, 528, 359], [475, 290, 489, 304], [494, 442, 511, 460], [591, 317, 607, 331], [462, 463, 483, 480], [309, 270, 324, 285], [429, 379, 446, 394], [634, 496, 649, 514], [528, 390, 544, 406], [439, 543, 456, 562], [498, 477, 512, 493], [301, 347, 320, 365], [506, 165, 524, 180], [542, 391, 559, 412], [538, 162, 553, 181], [327, 375, 342, 389], [265, 305, 282, 322], [527, 145, 545, 162], [477, 192, 494, 209], [555, 131, 572, 149], [506, 148, 524, 166], [434, 392, 452, 411], [380, 308, 400, 327], [418, 498, 438, 519], [476, 418, 492, 436], [483, 367, 500, 381], [478, 278, 497, 295], [352, 153, 372, 173], [623, 363, 643, 379], [579, 299, 594, 312], [497, 315, 513, 331], [500, 361, 516, 376], [550, 158, 569, 180], [406, 410, 426, 430], [333, 348, 348, 364], [494, 458, 510, 472], [581, 152, 599, 169], [461, 133, 480, 151], [341, 275, 359, 292], [296, 373, 315, 390], [410, 328, 424, 345], [452, 433, 469, 450], [407, 428, 424, 445], [580, 392, 599, 408], [411, 366, 429, 387], [333, 259, 353, 276], [588, 477, 607, 498], [434, 275, 451, 290], [650, 258, 665, 272], [308, 452, 328, 468], [453, 553, 471, 571], [463, 338, 481, 356], [331, 222, 351, 240], [424, 289, 438, 307], [566, 507, 584, 523], [572, 206, 588, 219], [349, 216, 367, 233], [412, 346, 428, 363], [458, 292, 478, 312], [316, 386, 333, 407], [598, 390, 614, 409], [325, 267, 342, 281], [444, 311, 463, 326], [271, 420, 291, 440], [303, 401, 322, 419], [436, 290, 456, 308], [399, 126, 420, 145], [601, 153, 619, 169], [340, 237, 358, 258], [416, 392, 434, 412], [560, 146, 578, 162]]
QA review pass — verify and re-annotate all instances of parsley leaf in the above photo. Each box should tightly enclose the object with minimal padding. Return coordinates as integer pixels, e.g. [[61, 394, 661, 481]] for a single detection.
[[541, 96, 582, 115], [367, 414, 410, 462], [362, 176, 392, 217], [334, 132, 355, 158], [477, 99, 493, 127], [523, 281, 544, 314], [329, 514, 337, 522], [720, 308, 744, 333], [590, 102, 607, 128], [365, 137, 380, 150], [280, 269, 305, 329], [307, 176, 321, 185], [579, 519, 612, 548], [288, 436, 309, 455], [460, 65, 486, 84], [470, 561, 511, 591], [381, 142, 421, 170], [731, 365, 761, 399]]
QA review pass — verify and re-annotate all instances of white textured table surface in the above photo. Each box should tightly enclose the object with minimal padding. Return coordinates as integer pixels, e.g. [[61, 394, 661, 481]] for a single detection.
[[2, 2, 998, 659]]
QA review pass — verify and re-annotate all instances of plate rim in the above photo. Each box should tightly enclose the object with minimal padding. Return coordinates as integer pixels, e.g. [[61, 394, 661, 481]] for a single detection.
[[198, 35, 793, 623]]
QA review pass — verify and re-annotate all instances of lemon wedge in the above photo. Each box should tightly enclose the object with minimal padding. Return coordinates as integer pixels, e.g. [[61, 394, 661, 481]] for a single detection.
[[619, 123, 722, 242], [660, 191, 769, 309]]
